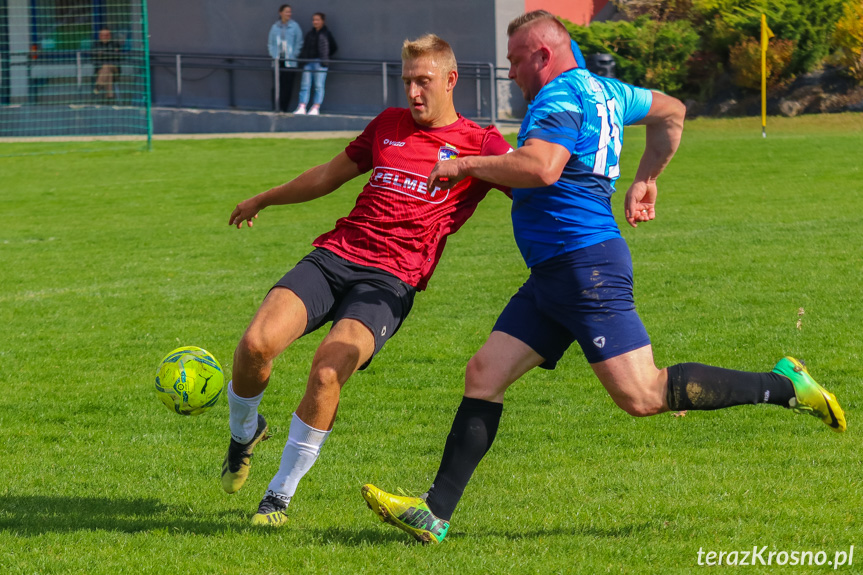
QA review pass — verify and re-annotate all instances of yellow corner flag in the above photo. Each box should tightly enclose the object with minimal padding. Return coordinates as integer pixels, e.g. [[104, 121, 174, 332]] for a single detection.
[[761, 14, 774, 138]]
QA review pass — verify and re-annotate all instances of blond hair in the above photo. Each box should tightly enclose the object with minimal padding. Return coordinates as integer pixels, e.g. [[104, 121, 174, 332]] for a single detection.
[[401, 34, 457, 74], [507, 10, 568, 37]]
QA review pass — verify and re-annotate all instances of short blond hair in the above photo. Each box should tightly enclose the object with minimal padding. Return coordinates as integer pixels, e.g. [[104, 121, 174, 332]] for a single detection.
[[507, 10, 568, 37], [401, 34, 457, 74]]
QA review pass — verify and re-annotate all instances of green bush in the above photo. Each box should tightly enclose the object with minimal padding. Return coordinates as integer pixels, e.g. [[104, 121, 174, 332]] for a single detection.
[[612, 0, 695, 21], [691, 0, 847, 76], [563, 0, 849, 102], [566, 16, 700, 94], [728, 37, 795, 90], [831, 0, 863, 83]]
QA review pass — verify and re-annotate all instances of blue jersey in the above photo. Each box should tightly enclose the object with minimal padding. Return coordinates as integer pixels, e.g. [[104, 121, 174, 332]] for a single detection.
[[511, 68, 653, 267]]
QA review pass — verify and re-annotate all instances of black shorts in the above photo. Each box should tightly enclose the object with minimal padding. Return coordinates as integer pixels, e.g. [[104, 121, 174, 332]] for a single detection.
[[273, 248, 416, 369]]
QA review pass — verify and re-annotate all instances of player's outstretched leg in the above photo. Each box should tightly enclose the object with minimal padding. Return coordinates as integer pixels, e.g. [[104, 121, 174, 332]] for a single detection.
[[361, 484, 450, 544], [222, 413, 270, 493], [773, 357, 846, 432]]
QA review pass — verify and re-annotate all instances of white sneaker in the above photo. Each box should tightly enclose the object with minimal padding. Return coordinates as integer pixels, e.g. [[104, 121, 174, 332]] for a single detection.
[[309, 105, 320, 116], [293, 104, 306, 115]]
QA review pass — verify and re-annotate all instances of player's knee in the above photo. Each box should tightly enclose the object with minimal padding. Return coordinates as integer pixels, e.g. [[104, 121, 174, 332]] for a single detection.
[[235, 330, 277, 368], [615, 395, 664, 417], [465, 354, 490, 389], [298, 365, 342, 417], [307, 364, 343, 400], [464, 354, 506, 401], [619, 403, 653, 417]]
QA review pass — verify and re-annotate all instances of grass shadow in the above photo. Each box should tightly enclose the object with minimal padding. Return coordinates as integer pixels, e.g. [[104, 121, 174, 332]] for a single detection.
[[305, 521, 653, 546], [306, 525, 419, 547], [0, 495, 238, 536], [473, 521, 654, 541]]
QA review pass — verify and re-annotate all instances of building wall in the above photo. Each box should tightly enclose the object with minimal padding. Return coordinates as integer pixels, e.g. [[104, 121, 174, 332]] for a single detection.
[[524, 0, 609, 25], [149, 0, 507, 61], [147, 0, 525, 117], [0, 1, 531, 122]]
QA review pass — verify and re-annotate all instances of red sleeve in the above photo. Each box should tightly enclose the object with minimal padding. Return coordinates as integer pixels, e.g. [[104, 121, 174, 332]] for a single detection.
[[480, 126, 514, 157], [344, 112, 384, 173], [480, 127, 514, 197]]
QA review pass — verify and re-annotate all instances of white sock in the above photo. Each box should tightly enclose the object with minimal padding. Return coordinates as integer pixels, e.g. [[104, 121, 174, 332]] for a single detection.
[[265, 412, 330, 505], [227, 380, 264, 444]]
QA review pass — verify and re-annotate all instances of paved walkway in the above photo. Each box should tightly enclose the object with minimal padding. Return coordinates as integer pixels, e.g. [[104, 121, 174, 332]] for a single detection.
[[0, 122, 521, 143], [154, 124, 521, 139]]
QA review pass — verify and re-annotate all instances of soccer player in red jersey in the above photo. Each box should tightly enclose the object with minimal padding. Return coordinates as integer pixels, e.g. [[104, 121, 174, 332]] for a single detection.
[[222, 34, 513, 526]]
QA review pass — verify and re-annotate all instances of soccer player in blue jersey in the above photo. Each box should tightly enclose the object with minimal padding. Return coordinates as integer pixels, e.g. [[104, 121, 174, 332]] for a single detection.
[[361, 11, 846, 544]]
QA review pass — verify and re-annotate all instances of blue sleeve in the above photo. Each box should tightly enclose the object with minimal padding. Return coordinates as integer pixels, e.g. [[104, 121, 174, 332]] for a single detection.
[[606, 79, 653, 125], [267, 25, 278, 59], [520, 92, 584, 153], [291, 22, 303, 59]]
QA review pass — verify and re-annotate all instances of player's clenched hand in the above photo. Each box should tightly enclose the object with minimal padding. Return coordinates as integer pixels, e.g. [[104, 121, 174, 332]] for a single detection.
[[624, 179, 657, 228], [229, 198, 261, 229], [427, 159, 465, 191]]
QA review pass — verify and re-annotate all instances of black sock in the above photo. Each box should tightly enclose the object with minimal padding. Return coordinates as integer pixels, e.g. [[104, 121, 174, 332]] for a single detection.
[[424, 397, 503, 521], [666, 363, 796, 411]]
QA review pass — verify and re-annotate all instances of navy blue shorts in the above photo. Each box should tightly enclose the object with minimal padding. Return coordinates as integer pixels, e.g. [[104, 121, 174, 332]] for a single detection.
[[273, 248, 416, 369], [493, 238, 650, 368]]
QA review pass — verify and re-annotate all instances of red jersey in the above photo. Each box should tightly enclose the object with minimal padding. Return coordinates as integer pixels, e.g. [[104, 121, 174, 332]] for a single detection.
[[313, 107, 512, 290]]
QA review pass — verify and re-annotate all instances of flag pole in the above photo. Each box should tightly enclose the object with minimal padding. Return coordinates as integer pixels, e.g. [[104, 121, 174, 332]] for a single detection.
[[760, 14, 773, 138]]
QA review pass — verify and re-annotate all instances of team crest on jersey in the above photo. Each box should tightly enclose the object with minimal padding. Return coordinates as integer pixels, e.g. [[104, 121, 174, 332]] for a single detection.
[[438, 143, 459, 162]]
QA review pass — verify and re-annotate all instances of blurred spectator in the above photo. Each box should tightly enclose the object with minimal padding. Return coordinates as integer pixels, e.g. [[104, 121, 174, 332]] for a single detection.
[[93, 29, 121, 99], [294, 12, 337, 115], [268, 4, 303, 113]]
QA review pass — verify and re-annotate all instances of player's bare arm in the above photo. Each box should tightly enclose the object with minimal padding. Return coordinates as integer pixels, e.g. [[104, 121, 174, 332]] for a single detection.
[[624, 91, 686, 228], [229, 151, 362, 228], [427, 138, 569, 191]]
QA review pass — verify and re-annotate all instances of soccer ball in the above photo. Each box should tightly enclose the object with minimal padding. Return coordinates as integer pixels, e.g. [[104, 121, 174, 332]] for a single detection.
[[155, 346, 224, 415]]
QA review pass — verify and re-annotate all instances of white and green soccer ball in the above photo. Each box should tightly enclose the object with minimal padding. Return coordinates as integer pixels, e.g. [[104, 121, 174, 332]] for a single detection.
[[154, 346, 224, 415]]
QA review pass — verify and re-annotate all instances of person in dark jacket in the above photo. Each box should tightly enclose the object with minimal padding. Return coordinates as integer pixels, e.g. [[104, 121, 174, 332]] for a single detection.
[[294, 12, 335, 115], [93, 28, 122, 99]]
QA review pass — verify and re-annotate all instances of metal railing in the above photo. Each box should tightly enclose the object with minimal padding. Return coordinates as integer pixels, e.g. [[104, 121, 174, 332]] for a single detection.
[[1, 50, 147, 105], [1, 49, 515, 123], [148, 51, 499, 122]]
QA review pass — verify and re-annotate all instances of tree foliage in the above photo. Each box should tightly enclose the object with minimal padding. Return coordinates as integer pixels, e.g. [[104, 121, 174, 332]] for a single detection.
[[690, 0, 847, 75], [566, 16, 699, 94], [564, 0, 853, 99], [831, 1, 863, 83], [611, 0, 695, 21], [728, 37, 795, 90]]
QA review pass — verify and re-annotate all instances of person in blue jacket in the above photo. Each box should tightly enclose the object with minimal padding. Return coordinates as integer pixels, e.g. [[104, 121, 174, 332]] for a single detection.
[[267, 4, 303, 112]]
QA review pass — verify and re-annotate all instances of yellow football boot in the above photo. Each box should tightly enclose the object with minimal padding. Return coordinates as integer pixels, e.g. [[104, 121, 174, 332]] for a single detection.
[[250, 494, 289, 527], [361, 484, 449, 544], [221, 414, 270, 493], [773, 357, 846, 432]]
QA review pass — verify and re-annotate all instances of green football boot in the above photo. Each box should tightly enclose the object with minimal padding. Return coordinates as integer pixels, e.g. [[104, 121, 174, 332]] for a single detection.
[[361, 484, 449, 544], [251, 493, 289, 527], [222, 414, 270, 493], [773, 357, 846, 432]]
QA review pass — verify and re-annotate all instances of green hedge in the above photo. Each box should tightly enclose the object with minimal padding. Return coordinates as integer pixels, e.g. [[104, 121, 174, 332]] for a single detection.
[[566, 16, 700, 94], [691, 0, 848, 76], [564, 0, 852, 98]]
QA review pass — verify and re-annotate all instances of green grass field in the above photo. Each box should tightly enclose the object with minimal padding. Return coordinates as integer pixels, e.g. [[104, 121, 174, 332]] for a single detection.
[[1, 114, 861, 574]]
